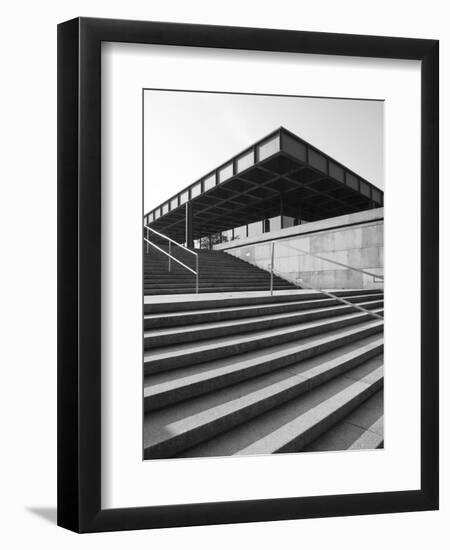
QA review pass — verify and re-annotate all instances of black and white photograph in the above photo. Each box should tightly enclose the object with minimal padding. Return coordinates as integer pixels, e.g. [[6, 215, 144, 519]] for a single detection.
[[142, 90, 384, 459], [53, 14, 439, 535], [0, 0, 445, 541]]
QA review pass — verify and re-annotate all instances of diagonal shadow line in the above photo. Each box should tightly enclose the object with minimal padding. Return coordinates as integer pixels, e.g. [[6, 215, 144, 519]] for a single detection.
[[26, 507, 57, 525]]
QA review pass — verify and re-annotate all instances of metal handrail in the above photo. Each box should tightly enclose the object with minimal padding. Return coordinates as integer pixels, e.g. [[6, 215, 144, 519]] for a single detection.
[[145, 225, 198, 257], [263, 239, 383, 291], [262, 239, 384, 320], [276, 240, 384, 281], [271, 264, 383, 320], [144, 225, 199, 294], [144, 238, 197, 274]]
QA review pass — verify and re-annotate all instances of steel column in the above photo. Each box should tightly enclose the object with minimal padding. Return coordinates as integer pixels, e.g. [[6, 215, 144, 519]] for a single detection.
[[185, 202, 194, 248]]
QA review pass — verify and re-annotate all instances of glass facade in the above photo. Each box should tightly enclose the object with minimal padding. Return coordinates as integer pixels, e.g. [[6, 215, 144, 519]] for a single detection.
[[233, 225, 247, 240], [248, 220, 263, 238], [196, 215, 302, 247], [221, 229, 233, 243], [193, 215, 306, 249], [268, 216, 282, 232], [283, 216, 296, 229]]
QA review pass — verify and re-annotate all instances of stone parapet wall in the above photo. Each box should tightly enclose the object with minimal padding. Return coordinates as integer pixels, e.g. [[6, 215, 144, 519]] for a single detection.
[[214, 209, 384, 290]]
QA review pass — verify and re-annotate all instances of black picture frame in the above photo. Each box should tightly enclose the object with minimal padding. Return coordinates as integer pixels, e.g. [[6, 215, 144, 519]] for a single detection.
[[57, 17, 439, 533]]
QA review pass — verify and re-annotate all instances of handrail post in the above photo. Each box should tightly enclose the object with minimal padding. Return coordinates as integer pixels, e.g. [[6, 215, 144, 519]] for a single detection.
[[144, 225, 199, 294], [270, 241, 275, 296], [146, 227, 149, 254], [196, 254, 199, 294], [266, 238, 383, 320]]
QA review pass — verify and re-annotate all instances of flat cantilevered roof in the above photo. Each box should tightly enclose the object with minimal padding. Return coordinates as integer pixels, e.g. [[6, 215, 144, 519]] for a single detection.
[[144, 127, 383, 242]]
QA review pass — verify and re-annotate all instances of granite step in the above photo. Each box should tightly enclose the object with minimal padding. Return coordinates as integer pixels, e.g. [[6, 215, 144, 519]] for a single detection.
[[177, 359, 383, 458], [144, 285, 294, 295], [143, 309, 383, 374], [143, 339, 383, 458], [144, 289, 382, 314], [143, 321, 383, 407], [144, 293, 383, 329], [303, 389, 384, 452], [144, 299, 383, 349]]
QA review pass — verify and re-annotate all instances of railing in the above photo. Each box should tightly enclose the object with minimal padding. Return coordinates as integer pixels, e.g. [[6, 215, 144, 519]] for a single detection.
[[144, 225, 199, 294], [232, 238, 383, 319], [266, 240, 383, 319], [273, 241, 383, 282]]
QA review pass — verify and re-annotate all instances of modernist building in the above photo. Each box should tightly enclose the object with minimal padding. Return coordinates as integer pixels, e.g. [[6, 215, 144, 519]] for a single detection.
[[144, 126, 383, 249], [143, 128, 385, 459]]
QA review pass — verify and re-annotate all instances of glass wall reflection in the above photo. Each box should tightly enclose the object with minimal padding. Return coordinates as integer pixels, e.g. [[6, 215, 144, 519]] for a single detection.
[[196, 216, 303, 249]]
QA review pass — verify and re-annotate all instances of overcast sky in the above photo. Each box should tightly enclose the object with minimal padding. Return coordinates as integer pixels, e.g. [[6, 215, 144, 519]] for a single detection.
[[143, 90, 384, 214]]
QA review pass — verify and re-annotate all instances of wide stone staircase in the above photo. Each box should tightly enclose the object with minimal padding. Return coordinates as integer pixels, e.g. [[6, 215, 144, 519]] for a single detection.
[[144, 246, 296, 295], [143, 290, 384, 459]]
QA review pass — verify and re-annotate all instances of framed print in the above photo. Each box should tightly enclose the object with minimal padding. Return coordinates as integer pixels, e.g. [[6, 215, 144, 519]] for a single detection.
[[57, 17, 439, 532]]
